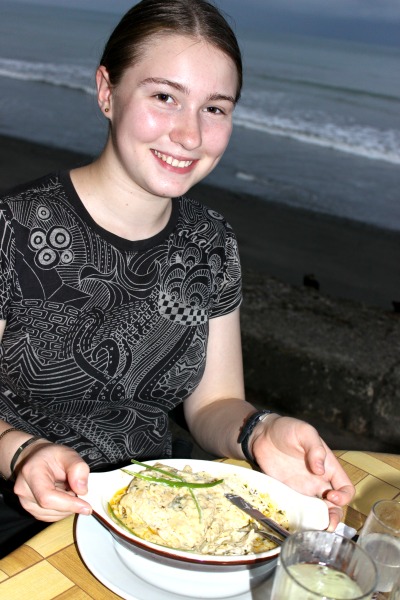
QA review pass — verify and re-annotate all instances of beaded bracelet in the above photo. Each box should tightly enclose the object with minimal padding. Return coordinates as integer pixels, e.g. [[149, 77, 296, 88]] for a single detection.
[[9, 436, 42, 480], [0, 427, 19, 442], [0, 428, 20, 479]]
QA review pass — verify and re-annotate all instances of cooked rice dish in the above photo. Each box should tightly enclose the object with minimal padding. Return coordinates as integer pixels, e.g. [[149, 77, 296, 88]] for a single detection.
[[109, 463, 289, 556]]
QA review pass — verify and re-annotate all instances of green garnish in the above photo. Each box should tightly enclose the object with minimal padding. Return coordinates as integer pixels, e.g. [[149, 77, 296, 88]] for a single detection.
[[129, 459, 184, 479], [122, 469, 223, 489], [122, 459, 224, 522]]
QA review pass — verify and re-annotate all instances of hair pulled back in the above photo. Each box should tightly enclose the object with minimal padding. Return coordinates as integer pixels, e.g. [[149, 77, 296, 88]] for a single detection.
[[100, 0, 242, 101]]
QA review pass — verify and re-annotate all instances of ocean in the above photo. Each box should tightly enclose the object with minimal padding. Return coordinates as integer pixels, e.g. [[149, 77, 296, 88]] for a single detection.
[[0, 0, 399, 231]]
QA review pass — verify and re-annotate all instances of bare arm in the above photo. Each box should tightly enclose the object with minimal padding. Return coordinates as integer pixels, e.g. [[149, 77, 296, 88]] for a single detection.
[[184, 308, 354, 529], [184, 308, 253, 458], [0, 319, 5, 341]]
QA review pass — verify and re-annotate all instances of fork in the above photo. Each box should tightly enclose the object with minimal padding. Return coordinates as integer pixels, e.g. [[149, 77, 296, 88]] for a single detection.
[[252, 526, 284, 546]]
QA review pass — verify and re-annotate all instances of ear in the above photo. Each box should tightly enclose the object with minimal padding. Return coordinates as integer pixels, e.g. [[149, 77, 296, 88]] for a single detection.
[[96, 66, 112, 117]]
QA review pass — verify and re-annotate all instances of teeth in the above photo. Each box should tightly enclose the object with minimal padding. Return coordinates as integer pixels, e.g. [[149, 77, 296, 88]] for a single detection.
[[154, 150, 193, 169]]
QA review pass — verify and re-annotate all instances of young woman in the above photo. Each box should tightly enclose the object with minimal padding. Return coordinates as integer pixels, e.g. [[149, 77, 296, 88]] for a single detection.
[[0, 0, 354, 551]]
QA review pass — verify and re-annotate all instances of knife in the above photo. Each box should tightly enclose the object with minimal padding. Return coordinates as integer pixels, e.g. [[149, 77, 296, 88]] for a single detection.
[[225, 493, 290, 539]]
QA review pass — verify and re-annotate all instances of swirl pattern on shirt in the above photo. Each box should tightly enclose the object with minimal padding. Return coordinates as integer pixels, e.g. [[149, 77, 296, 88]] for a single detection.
[[0, 172, 241, 469]]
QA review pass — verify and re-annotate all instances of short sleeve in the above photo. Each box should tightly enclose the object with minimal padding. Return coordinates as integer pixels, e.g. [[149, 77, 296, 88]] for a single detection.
[[0, 203, 16, 320], [209, 222, 242, 319]]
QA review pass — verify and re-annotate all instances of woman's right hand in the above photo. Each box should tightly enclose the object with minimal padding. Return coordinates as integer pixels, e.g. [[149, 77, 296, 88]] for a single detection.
[[12, 440, 92, 521]]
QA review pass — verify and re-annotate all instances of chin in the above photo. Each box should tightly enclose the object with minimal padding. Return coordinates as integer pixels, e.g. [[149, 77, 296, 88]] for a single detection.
[[150, 182, 194, 199]]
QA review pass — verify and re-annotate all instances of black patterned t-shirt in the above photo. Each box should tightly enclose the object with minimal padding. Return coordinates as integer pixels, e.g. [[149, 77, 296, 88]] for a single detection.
[[0, 172, 241, 469]]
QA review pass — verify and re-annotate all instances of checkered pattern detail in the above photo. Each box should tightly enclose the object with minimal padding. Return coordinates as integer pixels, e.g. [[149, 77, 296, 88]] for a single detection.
[[159, 292, 207, 325]]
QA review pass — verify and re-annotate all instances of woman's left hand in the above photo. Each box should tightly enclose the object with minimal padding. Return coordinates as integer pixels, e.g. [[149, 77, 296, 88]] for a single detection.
[[252, 415, 355, 531]]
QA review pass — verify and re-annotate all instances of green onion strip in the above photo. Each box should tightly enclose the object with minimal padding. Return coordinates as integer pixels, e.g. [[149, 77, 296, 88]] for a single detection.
[[121, 459, 224, 522]]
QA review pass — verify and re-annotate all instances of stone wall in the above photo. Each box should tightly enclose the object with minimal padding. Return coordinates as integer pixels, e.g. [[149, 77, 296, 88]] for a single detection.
[[240, 272, 400, 452]]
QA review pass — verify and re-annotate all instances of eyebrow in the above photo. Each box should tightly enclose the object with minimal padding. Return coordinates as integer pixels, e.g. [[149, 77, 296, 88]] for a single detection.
[[139, 77, 236, 104]]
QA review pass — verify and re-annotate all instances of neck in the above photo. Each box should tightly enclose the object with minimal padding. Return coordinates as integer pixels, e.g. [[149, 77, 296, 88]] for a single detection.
[[70, 155, 173, 241]]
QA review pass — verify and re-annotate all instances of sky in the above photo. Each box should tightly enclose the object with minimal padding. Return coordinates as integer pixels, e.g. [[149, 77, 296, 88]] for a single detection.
[[7, 0, 400, 47]]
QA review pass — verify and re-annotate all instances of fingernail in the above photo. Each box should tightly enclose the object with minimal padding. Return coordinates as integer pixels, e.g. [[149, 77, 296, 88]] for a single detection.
[[80, 507, 91, 515]]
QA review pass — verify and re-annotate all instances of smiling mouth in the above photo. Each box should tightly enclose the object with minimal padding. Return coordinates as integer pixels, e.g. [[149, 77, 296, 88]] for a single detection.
[[153, 150, 194, 169]]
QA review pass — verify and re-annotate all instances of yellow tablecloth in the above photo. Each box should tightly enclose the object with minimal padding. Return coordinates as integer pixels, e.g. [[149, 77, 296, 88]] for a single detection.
[[0, 451, 399, 599]]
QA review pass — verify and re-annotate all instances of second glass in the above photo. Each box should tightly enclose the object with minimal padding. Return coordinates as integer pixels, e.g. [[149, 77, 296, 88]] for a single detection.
[[358, 499, 400, 598], [271, 530, 377, 599]]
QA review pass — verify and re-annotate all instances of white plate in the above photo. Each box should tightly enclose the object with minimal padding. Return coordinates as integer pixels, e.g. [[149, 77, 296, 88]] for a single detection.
[[76, 514, 275, 600]]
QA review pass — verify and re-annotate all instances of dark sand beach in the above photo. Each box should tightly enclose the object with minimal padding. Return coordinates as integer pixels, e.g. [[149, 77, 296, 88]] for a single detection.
[[1, 133, 400, 310]]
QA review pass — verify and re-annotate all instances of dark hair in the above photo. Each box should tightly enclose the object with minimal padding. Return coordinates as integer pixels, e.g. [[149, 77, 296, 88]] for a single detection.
[[100, 0, 242, 101]]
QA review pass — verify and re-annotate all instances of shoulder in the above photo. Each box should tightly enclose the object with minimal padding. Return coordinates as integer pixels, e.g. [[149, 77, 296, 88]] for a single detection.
[[179, 195, 235, 235], [1, 172, 63, 206], [0, 173, 67, 226]]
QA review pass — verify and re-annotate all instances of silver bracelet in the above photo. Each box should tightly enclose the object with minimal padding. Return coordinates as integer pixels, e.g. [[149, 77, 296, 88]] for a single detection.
[[9, 436, 42, 480]]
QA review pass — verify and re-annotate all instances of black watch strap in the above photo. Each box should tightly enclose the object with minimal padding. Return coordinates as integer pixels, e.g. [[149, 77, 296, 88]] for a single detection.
[[238, 410, 272, 467]]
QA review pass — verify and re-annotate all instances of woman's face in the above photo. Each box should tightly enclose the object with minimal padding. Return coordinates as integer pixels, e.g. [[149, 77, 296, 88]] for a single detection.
[[97, 34, 238, 200]]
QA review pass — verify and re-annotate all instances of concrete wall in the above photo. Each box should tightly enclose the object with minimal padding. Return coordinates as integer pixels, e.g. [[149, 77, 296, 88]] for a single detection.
[[240, 272, 400, 452]]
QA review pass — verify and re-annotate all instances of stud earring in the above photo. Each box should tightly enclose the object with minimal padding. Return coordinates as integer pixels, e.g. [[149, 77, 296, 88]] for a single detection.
[[105, 107, 110, 113]]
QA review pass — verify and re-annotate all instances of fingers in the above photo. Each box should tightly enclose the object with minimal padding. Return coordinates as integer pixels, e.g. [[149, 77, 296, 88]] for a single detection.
[[18, 469, 92, 519], [303, 438, 327, 476], [320, 481, 355, 531], [309, 456, 355, 508], [326, 505, 344, 532], [14, 444, 92, 521], [327, 459, 356, 502], [281, 418, 327, 476], [325, 484, 355, 507], [66, 458, 90, 496], [19, 492, 89, 522], [301, 435, 355, 506]]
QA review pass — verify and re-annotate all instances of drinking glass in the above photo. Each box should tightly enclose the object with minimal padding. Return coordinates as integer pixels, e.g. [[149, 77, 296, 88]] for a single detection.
[[389, 574, 400, 600], [358, 500, 400, 599], [270, 530, 377, 599]]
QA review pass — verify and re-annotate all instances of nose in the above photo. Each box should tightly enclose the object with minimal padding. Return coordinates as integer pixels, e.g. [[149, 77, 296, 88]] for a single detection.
[[169, 109, 202, 150]]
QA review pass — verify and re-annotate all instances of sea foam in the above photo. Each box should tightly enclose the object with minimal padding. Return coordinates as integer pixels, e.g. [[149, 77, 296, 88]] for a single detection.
[[0, 58, 95, 96]]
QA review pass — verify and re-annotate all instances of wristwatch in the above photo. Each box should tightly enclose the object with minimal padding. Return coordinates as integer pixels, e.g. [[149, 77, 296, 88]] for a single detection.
[[238, 409, 272, 467]]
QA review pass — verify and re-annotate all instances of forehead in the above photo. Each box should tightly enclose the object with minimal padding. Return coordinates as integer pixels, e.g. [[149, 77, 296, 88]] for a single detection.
[[122, 34, 239, 96]]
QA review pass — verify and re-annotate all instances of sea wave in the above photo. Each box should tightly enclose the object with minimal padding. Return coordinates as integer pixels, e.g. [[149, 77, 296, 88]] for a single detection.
[[259, 73, 400, 105], [234, 108, 400, 165], [0, 58, 95, 95]]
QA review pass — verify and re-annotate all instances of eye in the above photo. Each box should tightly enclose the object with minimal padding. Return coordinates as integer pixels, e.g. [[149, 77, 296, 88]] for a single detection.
[[154, 93, 174, 104], [204, 106, 226, 115]]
